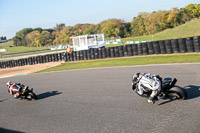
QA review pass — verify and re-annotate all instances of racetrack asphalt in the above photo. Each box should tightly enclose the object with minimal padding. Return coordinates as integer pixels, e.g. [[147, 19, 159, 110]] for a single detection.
[[0, 63, 200, 133]]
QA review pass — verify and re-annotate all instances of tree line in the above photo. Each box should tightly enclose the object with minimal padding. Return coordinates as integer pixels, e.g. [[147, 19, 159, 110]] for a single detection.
[[13, 4, 200, 47], [0, 36, 7, 40]]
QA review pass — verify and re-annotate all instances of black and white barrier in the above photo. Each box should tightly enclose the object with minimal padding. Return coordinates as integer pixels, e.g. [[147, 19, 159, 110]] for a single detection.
[[1, 36, 200, 69]]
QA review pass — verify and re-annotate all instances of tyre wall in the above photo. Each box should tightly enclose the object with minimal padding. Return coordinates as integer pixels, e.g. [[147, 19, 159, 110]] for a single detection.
[[1, 36, 200, 69]]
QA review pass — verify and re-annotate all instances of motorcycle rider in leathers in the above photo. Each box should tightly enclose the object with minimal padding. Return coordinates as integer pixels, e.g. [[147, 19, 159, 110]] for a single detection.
[[133, 73, 161, 104], [7, 81, 25, 99]]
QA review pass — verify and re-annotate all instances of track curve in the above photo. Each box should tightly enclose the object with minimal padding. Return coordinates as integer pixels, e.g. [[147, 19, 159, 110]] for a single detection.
[[0, 63, 200, 133]]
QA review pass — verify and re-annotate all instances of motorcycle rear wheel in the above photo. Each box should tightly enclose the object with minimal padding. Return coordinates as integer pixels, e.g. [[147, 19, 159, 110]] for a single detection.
[[167, 86, 186, 100], [26, 92, 37, 100]]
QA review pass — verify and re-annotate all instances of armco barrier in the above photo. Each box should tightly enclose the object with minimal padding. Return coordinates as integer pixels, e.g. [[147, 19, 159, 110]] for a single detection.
[[1, 36, 200, 69]]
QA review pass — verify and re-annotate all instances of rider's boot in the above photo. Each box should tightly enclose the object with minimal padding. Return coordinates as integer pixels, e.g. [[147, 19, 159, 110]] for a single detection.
[[148, 97, 155, 104]]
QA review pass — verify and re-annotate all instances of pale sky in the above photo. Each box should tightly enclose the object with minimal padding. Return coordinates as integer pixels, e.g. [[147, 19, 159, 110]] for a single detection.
[[0, 0, 199, 39]]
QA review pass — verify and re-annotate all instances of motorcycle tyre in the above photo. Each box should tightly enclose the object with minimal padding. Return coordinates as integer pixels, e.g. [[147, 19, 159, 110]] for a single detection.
[[26, 92, 37, 100], [167, 86, 186, 100]]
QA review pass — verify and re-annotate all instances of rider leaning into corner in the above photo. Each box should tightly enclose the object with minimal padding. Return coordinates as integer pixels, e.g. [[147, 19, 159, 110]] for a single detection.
[[133, 73, 162, 104], [7, 81, 25, 99]]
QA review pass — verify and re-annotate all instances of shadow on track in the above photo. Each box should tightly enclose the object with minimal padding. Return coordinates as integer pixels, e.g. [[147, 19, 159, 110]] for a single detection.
[[158, 99, 175, 106], [158, 85, 200, 105], [184, 85, 200, 100], [0, 127, 24, 133], [37, 91, 62, 100], [0, 99, 9, 102]]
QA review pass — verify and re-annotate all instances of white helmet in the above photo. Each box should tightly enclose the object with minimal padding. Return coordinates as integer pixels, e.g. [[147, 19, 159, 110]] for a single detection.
[[6, 81, 13, 87]]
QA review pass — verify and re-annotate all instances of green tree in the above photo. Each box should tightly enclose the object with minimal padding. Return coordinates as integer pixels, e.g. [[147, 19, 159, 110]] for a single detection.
[[119, 22, 131, 38], [131, 15, 147, 36], [83, 24, 96, 35], [13, 36, 22, 46], [25, 30, 41, 47], [101, 21, 118, 37], [14, 28, 33, 46], [38, 31, 52, 46], [62, 26, 74, 36], [53, 32, 69, 45], [34, 27, 43, 33], [56, 23, 65, 32], [184, 4, 200, 18], [100, 19, 125, 38]]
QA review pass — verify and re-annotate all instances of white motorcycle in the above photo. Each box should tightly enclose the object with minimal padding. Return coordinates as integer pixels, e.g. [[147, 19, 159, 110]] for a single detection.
[[132, 75, 187, 101]]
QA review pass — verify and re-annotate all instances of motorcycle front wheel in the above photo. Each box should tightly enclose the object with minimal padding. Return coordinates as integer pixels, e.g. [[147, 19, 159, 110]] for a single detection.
[[167, 86, 187, 100], [26, 92, 37, 100]]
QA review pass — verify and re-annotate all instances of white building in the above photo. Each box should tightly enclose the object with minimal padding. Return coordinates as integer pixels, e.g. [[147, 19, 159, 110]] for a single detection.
[[70, 33, 105, 51]]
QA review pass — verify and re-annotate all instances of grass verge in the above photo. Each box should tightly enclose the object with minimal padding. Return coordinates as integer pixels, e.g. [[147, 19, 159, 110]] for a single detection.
[[35, 53, 200, 73], [2, 46, 49, 55], [0, 41, 14, 48]]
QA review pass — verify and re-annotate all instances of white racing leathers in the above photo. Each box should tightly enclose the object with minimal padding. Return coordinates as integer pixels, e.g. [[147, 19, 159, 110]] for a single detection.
[[137, 73, 161, 99]]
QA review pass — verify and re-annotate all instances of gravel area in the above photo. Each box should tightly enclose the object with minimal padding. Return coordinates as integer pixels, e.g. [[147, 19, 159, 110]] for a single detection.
[[0, 61, 64, 77]]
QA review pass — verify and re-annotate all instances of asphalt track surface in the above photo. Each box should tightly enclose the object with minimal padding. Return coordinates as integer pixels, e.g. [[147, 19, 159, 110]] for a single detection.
[[0, 63, 200, 133]]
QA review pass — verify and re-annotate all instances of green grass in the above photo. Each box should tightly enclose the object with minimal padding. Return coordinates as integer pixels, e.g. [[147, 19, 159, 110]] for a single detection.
[[0, 40, 49, 54], [105, 43, 129, 48], [0, 41, 14, 48], [2, 46, 49, 54], [36, 53, 200, 73], [122, 18, 200, 42]]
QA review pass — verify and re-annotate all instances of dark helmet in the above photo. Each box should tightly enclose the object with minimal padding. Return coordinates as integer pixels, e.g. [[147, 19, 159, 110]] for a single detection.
[[133, 73, 141, 82], [132, 73, 140, 90]]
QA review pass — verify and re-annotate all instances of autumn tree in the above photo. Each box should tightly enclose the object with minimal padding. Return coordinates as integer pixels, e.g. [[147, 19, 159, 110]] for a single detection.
[[131, 15, 147, 36], [56, 23, 65, 32], [25, 30, 41, 47], [184, 4, 200, 18], [100, 19, 127, 38], [83, 24, 96, 35], [52, 32, 69, 45], [13, 28, 33, 46], [38, 31, 53, 46]]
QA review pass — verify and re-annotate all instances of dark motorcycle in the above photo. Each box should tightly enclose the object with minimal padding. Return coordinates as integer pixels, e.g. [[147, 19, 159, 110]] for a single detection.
[[132, 76, 187, 101], [20, 86, 37, 100]]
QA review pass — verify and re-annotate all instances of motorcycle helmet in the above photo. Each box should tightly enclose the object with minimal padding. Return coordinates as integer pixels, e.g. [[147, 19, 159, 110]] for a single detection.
[[132, 73, 140, 90], [133, 73, 141, 82], [6, 81, 13, 88]]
